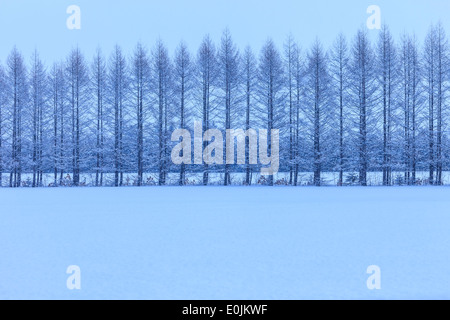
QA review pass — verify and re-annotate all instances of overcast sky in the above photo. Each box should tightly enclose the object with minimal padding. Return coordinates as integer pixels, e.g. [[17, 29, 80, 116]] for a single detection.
[[0, 0, 449, 64]]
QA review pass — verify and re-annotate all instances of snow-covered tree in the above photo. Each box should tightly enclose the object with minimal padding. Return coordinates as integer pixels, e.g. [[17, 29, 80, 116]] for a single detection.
[[377, 25, 397, 186], [152, 40, 173, 186], [196, 35, 217, 185], [257, 39, 285, 186], [108, 45, 129, 187], [304, 40, 331, 186], [66, 48, 90, 186], [329, 33, 350, 186], [49, 62, 66, 185], [349, 29, 378, 186], [218, 29, 240, 185], [399, 34, 424, 185], [7, 48, 28, 187], [0, 64, 6, 186], [434, 23, 449, 185], [30, 51, 47, 187], [173, 41, 194, 185], [242, 46, 257, 185], [422, 25, 449, 185], [284, 34, 297, 184], [131, 43, 151, 186], [91, 49, 107, 186]]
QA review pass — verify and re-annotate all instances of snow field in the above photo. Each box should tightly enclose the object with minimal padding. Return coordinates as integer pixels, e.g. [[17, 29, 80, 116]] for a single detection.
[[0, 186, 449, 299]]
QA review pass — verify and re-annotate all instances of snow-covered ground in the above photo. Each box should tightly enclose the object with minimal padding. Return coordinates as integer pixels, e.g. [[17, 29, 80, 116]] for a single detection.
[[0, 186, 449, 299], [2, 171, 450, 187]]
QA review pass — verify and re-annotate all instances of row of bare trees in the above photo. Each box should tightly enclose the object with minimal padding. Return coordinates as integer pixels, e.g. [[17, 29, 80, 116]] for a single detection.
[[0, 25, 448, 187]]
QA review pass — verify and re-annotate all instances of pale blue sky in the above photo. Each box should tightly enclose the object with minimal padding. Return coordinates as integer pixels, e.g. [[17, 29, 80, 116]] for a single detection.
[[0, 0, 449, 64]]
